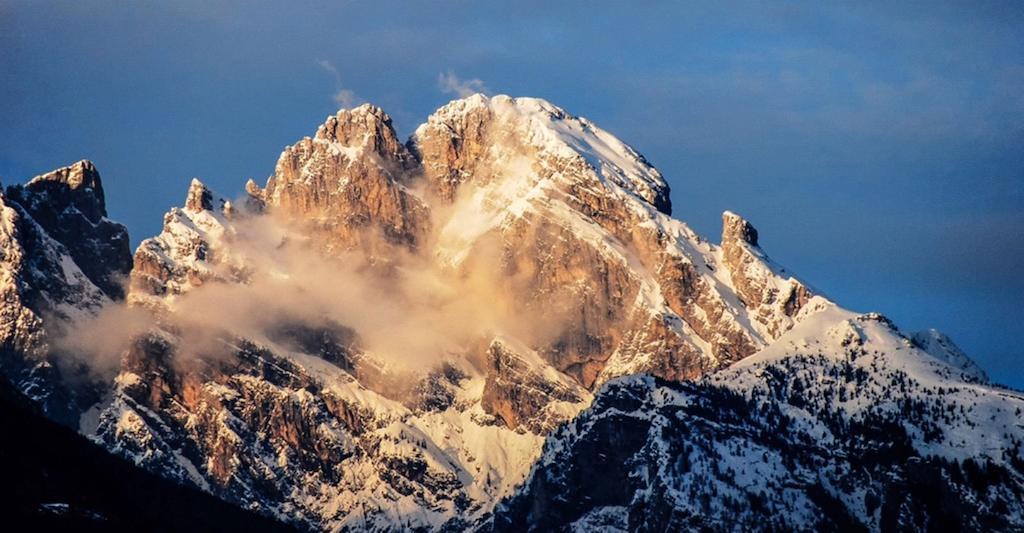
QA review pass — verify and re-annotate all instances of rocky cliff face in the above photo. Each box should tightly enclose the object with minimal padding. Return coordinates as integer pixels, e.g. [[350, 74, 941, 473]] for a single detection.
[[6, 161, 132, 300], [720, 210, 813, 339], [0, 95, 1010, 532], [0, 374, 290, 531], [129, 178, 240, 302]]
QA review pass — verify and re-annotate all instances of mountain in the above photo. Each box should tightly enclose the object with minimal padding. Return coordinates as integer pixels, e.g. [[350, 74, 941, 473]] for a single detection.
[[86, 95, 826, 530], [0, 95, 1020, 532]]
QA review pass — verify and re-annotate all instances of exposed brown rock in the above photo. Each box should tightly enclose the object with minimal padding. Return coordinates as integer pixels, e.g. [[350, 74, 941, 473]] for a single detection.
[[480, 339, 590, 433], [261, 105, 429, 253]]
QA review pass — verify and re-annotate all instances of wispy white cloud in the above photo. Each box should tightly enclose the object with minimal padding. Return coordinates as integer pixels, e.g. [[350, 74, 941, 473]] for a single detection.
[[317, 59, 363, 108], [331, 88, 359, 109], [437, 70, 488, 97]]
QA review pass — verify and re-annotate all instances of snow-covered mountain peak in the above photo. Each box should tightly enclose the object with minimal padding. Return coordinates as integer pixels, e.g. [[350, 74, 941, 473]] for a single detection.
[[129, 179, 238, 304], [414, 94, 671, 215], [0, 161, 131, 424], [4, 161, 131, 301], [735, 304, 992, 391], [249, 101, 427, 253], [79, 96, 839, 528], [5, 97, 1014, 532], [313, 103, 403, 152], [27, 159, 102, 191], [911, 328, 989, 383]]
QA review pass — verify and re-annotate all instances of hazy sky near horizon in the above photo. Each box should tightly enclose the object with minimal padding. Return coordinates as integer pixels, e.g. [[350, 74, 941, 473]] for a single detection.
[[2, 1, 1022, 386]]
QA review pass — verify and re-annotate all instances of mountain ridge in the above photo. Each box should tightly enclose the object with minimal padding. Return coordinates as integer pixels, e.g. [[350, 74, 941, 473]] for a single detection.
[[492, 306, 1024, 531], [0, 94, 1018, 531]]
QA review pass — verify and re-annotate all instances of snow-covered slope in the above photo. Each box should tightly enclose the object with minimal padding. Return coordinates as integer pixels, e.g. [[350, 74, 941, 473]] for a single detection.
[[493, 303, 1024, 531]]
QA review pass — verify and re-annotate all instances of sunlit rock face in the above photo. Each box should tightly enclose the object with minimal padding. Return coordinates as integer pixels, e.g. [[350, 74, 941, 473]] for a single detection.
[[2, 96, 835, 530], [411, 95, 816, 387], [256, 104, 430, 255]]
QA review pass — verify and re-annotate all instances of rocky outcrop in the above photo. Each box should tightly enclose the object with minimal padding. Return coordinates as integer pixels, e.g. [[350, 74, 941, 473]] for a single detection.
[[129, 179, 239, 302], [183, 178, 215, 213], [411, 96, 809, 388], [95, 318, 557, 529], [97, 333, 371, 522], [413, 95, 672, 215], [720, 210, 813, 339], [480, 339, 591, 433]]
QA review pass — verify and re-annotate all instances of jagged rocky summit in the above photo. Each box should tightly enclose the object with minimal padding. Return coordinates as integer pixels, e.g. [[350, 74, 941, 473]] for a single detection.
[[0, 160, 131, 426], [0, 94, 1020, 532]]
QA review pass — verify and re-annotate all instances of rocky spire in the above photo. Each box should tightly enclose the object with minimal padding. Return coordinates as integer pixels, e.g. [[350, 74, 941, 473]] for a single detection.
[[261, 104, 428, 250], [720, 211, 813, 337], [314, 104, 410, 163], [184, 178, 214, 213], [721, 210, 759, 248], [244, 178, 262, 198], [243, 179, 265, 213]]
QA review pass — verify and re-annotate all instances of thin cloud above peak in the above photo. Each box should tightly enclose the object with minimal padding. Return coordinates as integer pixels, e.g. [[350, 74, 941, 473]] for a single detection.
[[438, 70, 489, 97], [317, 59, 364, 109]]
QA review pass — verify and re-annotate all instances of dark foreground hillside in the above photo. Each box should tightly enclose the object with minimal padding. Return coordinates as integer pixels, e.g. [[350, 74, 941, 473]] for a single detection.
[[0, 376, 292, 532]]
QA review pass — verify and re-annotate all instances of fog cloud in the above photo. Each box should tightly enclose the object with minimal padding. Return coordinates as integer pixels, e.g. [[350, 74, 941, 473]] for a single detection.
[[318, 59, 363, 108], [56, 171, 573, 385]]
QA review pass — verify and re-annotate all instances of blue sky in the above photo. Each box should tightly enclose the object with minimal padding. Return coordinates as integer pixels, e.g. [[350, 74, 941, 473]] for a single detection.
[[2, 1, 1022, 386]]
